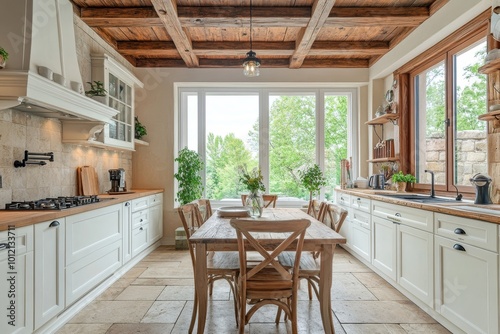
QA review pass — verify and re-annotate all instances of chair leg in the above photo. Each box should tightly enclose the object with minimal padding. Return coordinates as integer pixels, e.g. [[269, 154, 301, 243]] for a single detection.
[[307, 279, 313, 300], [275, 307, 282, 324], [188, 292, 198, 334]]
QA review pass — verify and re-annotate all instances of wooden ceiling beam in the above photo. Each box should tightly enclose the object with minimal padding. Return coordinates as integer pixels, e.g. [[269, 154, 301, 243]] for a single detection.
[[116, 40, 387, 57], [324, 7, 429, 27], [178, 6, 311, 27], [150, 0, 199, 67], [80, 7, 163, 27], [134, 56, 369, 68], [290, 0, 337, 69], [79, 6, 430, 29]]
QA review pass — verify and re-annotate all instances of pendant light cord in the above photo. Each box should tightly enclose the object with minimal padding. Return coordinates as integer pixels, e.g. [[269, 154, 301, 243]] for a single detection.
[[249, 0, 253, 51]]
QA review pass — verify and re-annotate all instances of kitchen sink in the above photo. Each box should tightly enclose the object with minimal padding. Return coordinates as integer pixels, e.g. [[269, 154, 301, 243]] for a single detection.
[[378, 193, 461, 203]]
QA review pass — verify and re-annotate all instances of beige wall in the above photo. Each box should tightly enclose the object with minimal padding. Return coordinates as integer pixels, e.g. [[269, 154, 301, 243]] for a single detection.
[[132, 67, 369, 245]]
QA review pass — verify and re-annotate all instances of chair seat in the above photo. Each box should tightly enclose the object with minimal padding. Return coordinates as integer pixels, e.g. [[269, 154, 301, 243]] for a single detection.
[[208, 251, 240, 272], [279, 252, 320, 274]]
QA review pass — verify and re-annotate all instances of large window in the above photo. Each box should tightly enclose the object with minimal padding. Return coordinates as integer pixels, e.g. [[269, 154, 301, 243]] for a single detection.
[[178, 87, 358, 206], [409, 29, 487, 193]]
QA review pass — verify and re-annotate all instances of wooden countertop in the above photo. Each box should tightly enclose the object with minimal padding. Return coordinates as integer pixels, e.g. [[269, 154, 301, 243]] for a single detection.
[[337, 188, 500, 225], [0, 189, 163, 231]]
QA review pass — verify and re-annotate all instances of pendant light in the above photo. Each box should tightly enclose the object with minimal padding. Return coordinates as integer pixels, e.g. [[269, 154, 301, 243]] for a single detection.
[[243, 0, 260, 77]]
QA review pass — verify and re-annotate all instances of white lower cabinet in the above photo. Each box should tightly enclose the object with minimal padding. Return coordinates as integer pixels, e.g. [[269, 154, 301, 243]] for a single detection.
[[372, 216, 397, 280], [34, 219, 65, 329], [350, 209, 371, 261], [335, 192, 352, 248], [65, 204, 122, 305], [132, 224, 149, 256], [149, 194, 163, 244], [122, 201, 132, 265], [371, 200, 434, 306], [434, 213, 499, 334], [398, 224, 434, 307], [0, 226, 33, 334]]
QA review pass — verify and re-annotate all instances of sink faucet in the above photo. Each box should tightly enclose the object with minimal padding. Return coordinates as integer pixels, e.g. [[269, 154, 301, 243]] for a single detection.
[[424, 170, 435, 198]]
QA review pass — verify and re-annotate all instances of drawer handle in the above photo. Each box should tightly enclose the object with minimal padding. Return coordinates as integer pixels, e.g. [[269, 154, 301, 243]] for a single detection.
[[454, 228, 466, 235], [139, 227, 144, 231], [125, 202, 130, 206], [49, 221, 60, 227], [453, 244, 466, 252], [0, 243, 9, 250], [395, 213, 401, 217], [140, 219, 144, 222]]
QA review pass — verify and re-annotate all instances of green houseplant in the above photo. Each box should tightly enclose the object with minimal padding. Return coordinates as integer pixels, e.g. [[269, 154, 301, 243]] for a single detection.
[[391, 171, 416, 192], [174, 148, 204, 206], [134, 116, 147, 140], [299, 164, 327, 202], [0, 47, 9, 69], [85, 81, 107, 103]]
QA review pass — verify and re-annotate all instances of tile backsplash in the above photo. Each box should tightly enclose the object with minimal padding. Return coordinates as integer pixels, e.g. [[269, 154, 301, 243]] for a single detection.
[[0, 109, 132, 207]]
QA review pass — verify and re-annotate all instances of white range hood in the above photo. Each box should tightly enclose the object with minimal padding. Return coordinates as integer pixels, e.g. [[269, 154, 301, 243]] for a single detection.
[[0, 0, 117, 123]]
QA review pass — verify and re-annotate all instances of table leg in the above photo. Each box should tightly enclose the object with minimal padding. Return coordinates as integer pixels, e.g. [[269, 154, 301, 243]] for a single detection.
[[319, 244, 335, 333], [195, 243, 208, 334]]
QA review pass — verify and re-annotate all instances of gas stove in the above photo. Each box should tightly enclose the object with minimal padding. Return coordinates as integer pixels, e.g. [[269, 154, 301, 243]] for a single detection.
[[4, 195, 102, 210]]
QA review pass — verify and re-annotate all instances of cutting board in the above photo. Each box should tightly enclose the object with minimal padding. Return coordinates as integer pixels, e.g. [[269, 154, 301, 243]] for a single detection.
[[78, 166, 99, 195]]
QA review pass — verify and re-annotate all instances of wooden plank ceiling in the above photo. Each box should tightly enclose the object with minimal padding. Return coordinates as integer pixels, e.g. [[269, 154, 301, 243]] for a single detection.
[[70, 0, 447, 68]]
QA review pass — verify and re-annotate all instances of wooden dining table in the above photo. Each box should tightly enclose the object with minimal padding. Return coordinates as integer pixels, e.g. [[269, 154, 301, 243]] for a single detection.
[[189, 208, 346, 333]]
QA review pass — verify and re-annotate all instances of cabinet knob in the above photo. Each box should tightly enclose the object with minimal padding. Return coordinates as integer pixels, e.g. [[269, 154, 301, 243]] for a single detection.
[[453, 244, 466, 252], [140, 219, 143, 222], [454, 228, 466, 235], [139, 227, 144, 231], [395, 213, 401, 217], [125, 202, 130, 206], [49, 221, 60, 227], [0, 243, 9, 250]]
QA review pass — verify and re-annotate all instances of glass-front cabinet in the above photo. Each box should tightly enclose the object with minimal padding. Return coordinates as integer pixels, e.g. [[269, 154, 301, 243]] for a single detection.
[[91, 54, 143, 150]]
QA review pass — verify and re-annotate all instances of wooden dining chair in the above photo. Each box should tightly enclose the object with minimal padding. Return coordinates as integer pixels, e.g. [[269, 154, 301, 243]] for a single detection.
[[307, 199, 326, 220], [177, 203, 240, 333], [280, 203, 348, 301], [230, 218, 310, 334], [190, 198, 213, 222], [241, 194, 278, 208]]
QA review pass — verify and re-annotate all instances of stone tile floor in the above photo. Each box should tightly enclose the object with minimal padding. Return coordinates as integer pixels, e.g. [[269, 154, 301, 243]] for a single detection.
[[56, 246, 451, 334]]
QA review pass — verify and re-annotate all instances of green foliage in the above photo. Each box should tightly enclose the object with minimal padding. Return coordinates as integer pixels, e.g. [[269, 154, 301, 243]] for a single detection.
[[85, 81, 107, 97], [0, 47, 8, 61], [299, 164, 327, 201], [134, 116, 147, 139], [174, 148, 204, 205], [238, 165, 265, 193], [392, 171, 416, 183]]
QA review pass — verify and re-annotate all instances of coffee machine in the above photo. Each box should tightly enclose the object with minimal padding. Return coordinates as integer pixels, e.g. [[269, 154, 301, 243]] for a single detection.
[[109, 168, 126, 193], [470, 173, 492, 204]]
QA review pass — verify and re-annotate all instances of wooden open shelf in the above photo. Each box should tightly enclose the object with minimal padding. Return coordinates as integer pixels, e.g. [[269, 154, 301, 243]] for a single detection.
[[478, 110, 500, 121], [367, 157, 399, 163], [478, 58, 500, 74], [366, 113, 399, 125]]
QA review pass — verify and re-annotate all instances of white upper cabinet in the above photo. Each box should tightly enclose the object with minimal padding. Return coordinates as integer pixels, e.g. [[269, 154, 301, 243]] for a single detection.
[[91, 54, 143, 150]]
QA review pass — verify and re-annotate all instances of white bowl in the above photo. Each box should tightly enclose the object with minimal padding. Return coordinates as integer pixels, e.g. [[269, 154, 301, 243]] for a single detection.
[[53, 73, 66, 86], [355, 180, 368, 189], [70, 81, 83, 94], [37, 66, 53, 80]]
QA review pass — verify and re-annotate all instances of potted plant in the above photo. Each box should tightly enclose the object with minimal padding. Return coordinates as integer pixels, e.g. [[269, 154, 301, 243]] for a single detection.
[[238, 165, 266, 217], [392, 171, 416, 192], [174, 147, 204, 206], [299, 164, 327, 212], [0, 47, 9, 69], [134, 116, 147, 140], [85, 81, 107, 103]]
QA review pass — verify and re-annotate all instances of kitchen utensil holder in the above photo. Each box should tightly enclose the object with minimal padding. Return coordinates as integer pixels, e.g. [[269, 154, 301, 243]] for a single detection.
[[14, 150, 54, 168]]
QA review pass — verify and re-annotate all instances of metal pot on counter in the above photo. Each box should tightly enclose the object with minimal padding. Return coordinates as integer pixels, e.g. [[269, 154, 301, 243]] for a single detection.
[[368, 174, 385, 190]]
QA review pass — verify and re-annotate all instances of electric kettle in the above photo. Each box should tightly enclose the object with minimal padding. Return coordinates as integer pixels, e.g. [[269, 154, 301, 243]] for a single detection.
[[368, 174, 385, 190], [470, 173, 492, 204]]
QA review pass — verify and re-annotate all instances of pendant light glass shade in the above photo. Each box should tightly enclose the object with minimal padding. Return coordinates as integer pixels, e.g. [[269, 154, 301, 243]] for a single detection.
[[243, 0, 261, 77], [243, 51, 260, 77]]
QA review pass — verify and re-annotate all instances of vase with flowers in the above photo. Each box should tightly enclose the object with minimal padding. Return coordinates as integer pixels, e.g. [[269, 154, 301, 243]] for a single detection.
[[238, 165, 265, 217]]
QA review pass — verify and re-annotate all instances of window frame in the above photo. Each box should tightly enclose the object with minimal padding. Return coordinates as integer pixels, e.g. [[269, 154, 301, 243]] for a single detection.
[[398, 11, 489, 196], [175, 84, 359, 208]]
